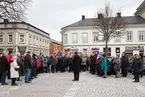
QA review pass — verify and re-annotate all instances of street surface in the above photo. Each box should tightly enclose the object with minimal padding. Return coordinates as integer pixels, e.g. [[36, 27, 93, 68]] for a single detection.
[[0, 72, 145, 97]]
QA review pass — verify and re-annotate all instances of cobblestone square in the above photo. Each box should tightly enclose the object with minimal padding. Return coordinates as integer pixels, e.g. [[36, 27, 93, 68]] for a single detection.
[[0, 72, 145, 97]]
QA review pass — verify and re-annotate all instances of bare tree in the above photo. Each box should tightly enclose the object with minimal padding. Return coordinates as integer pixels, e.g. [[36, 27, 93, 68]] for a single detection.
[[94, 2, 127, 55], [0, 0, 31, 21]]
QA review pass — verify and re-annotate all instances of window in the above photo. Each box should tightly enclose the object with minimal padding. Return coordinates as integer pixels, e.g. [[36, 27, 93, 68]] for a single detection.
[[138, 31, 145, 41], [93, 32, 99, 42], [29, 35, 31, 43], [82, 33, 88, 43], [63, 34, 67, 44], [127, 31, 133, 42], [19, 35, 25, 43], [8, 35, 13, 42], [0, 35, 3, 43], [72, 33, 78, 43], [115, 32, 121, 42]]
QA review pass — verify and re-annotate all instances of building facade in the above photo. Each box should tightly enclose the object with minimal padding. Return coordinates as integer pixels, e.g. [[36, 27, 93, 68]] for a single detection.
[[61, 1, 145, 57], [50, 39, 62, 55], [0, 21, 50, 56]]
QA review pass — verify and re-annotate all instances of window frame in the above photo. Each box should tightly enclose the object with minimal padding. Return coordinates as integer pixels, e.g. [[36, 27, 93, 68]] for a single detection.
[[93, 32, 99, 42], [126, 31, 133, 42], [138, 31, 145, 42], [8, 34, 13, 43], [63, 34, 67, 44], [0, 34, 4, 43], [19, 34, 25, 43], [82, 32, 88, 43], [72, 33, 78, 43]]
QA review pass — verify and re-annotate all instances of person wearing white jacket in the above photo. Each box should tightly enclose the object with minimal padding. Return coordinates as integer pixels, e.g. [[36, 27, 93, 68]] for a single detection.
[[10, 56, 19, 86]]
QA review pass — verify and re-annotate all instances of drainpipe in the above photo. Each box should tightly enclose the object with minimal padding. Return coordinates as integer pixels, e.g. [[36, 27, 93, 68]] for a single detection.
[[61, 31, 64, 54]]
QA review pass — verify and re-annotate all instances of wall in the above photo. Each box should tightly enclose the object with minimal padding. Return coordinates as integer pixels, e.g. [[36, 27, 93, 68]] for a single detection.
[[62, 24, 145, 57], [50, 41, 62, 55]]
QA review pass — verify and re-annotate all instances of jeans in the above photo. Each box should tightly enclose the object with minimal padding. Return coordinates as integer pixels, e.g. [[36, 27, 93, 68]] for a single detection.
[[24, 68, 31, 81], [1, 71, 7, 83]]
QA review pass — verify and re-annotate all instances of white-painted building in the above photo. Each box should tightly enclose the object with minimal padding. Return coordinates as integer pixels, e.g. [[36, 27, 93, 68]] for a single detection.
[[0, 20, 50, 56], [61, 1, 145, 57]]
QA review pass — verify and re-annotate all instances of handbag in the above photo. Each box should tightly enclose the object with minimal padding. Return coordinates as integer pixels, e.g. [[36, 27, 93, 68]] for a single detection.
[[14, 68, 19, 71]]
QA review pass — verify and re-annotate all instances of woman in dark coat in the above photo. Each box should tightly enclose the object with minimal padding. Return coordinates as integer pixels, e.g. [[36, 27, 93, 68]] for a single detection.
[[121, 52, 129, 77], [132, 54, 142, 82], [72, 52, 82, 81]]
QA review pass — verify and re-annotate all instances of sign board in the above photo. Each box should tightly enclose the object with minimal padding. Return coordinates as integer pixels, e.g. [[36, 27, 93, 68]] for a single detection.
[[133, 50, 139, 55]]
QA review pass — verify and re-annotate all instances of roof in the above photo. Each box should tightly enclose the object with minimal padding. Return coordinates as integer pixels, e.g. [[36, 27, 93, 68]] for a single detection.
[[61, 16, 145, 29], [50, 38, 62, 45], [0, 22, 50, 35], [135, 0, 145, 15]]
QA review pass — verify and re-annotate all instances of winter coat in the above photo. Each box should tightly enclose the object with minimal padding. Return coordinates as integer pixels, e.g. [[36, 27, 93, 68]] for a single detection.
[[101, 56, 108, 72], [41, 56, 47, 67], [36, 58, 41, 70], [50, 57, 57, 66], [132, 58, 142, 72], [72, 55, 82, 72], [81, 57, 87, 65], [24, 55, 32, 70], [17, 56, 24, 67], [121, 56, 129, 69], [113, 57, 121, 71], [0, 56, 9, 72], [10, 59, 19, 78], [6, 54, 12, 66], [90, 55, 96, 65]]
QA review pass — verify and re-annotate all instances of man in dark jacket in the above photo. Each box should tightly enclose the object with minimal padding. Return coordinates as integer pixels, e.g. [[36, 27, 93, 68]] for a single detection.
[[121, 52, 129, 77], [90, 53, 96, 74], [72, 52, 82, 81], [132, 54, 142, 82], [24, 51, 32, 83], [0, 52, 9, 85]]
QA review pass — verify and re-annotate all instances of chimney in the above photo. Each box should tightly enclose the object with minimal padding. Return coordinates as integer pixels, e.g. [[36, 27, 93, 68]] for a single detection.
[[98, 14, 103, 19], [117, 12, 121, 17], [3, 19, 9, 23], [82, 15, 85, 20]]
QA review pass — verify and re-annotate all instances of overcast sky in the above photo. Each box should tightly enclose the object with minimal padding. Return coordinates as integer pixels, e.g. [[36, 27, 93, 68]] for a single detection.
[[26, 0, 144, 41]]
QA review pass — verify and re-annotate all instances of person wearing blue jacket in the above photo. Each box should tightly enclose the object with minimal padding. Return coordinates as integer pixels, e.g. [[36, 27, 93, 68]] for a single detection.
[[101, 54, 108, 78]]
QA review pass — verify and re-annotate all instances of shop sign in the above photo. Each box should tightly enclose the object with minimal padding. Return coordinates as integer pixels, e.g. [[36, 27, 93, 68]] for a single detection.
[[125, 46, 144, 51]]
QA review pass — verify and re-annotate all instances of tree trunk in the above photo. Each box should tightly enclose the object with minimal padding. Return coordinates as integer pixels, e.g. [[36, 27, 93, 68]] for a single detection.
[[105, 40, 109, 56]]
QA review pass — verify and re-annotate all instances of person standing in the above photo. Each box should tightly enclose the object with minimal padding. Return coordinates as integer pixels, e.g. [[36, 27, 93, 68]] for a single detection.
[[113, 55, 121, 78], [6, 51, 13, 79], [10, 56, 19, 86], [101, 54, 108, 78], [90, 53, 96, 74], [132, 54, 142, 82], [24, 51, 32, 83], [81, 55, 87, 72], [40, 54, 47, 73], [72, 52, 82, 81], [0, 52, 9, 85], [17, 53, 24, 81], [121, 52, 129, 77]]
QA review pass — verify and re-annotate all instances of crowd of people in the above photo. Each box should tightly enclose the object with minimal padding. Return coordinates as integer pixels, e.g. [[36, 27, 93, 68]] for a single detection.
[[0, 50, 144, 86]]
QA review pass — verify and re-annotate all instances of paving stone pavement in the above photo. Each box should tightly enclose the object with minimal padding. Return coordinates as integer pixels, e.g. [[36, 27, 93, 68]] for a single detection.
[[0, 72, 145, 97]]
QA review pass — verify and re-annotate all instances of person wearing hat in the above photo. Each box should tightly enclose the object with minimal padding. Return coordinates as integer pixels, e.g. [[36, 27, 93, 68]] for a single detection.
[[24, 51, 32, 83]]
